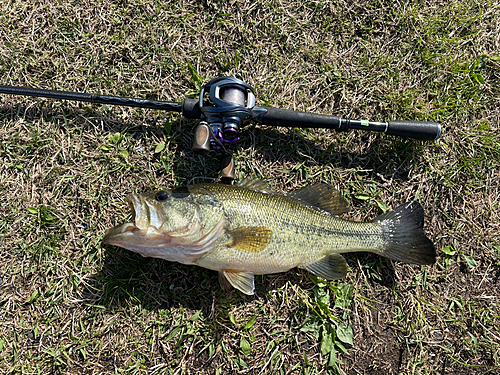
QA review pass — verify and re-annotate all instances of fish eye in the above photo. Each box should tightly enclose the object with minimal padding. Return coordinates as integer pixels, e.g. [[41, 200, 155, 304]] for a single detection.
[[155, 191, 169, 202]]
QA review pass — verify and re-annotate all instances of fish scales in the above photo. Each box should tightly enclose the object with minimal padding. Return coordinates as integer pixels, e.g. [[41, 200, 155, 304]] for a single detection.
[[103, 179, 436, 295], [196, 183, 382, 273]]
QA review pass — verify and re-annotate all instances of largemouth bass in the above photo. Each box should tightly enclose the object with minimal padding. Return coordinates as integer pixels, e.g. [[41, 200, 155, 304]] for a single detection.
[[103, 179, 436, 295]]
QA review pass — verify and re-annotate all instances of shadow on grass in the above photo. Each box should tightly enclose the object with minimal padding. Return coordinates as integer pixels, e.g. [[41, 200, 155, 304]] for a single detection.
[[85, 245, 397, 314], [83, 247, 225, 312]]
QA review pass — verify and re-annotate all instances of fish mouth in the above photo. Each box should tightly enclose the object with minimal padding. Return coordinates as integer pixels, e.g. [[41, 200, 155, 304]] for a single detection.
[[103, 194, 152, 246], [126, 194, 150, 231]]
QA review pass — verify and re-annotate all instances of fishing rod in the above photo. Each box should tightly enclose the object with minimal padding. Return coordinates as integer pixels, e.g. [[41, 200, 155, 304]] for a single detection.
[[0, 77, 441, 179]]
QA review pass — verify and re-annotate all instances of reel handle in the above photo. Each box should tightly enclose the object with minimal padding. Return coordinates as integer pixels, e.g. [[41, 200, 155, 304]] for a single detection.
[[192, 122, 211, 152], [220, 154, 235, 181]]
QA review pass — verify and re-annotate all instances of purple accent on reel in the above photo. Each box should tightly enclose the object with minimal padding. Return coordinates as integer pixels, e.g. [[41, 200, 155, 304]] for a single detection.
[[223, 127, 238, 137], [210, 124, 240, 150]]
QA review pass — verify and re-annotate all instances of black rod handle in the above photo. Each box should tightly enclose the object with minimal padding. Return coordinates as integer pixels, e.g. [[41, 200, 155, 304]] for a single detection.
[[386, 120, 441, 140], [252, 106, 341, 129], [0, 85, 183, 112], [181, 98, 202, 118], [253, 106, 441, 140]]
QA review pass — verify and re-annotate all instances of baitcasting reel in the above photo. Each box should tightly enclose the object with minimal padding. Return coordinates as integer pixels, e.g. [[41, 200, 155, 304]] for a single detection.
[[191, 77, 256, 180], [0, 77, 442, 181], [193, 77, 255, 151]]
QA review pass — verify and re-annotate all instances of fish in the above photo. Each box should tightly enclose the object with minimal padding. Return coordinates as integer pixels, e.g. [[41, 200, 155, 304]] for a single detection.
[[103, 179, 436, 295]]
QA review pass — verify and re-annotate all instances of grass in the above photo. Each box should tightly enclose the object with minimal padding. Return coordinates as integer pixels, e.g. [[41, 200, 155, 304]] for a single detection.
[[1, 0, 500, 374]]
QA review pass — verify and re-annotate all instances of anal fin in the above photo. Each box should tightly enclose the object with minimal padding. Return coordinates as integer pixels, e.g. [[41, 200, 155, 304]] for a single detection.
[[222, 270, 255, 295], [303, 254, 348, 280]]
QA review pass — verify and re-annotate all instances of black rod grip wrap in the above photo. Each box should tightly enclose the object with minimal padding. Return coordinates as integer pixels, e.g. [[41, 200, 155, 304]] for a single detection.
[[386, 120, 442, 140], [253, 106, 341, 129]]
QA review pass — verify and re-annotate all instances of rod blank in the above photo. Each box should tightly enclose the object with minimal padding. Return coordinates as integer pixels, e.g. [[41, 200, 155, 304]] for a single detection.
[[0, 85, 183, 112]]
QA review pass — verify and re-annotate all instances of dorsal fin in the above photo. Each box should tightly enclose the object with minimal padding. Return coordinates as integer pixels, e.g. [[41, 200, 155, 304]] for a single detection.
[[236, 178, 273, 193], [286, 184, 349, 215]]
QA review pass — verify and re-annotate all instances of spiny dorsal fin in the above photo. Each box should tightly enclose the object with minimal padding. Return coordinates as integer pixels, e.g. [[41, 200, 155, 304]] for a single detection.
[[236, 178, 273, 193], [227, 226, 272, 253], [287, 184, 349, 215], [222, 270, 255, 295], [302, 254, 349, 280]]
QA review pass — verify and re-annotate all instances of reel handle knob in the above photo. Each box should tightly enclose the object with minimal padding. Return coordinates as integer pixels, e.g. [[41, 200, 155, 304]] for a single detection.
[[192, 122, 211, 152], [220, 154, 235, 181]]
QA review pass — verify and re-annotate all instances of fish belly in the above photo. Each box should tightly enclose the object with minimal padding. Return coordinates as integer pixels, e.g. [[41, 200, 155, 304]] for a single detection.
[[195, 221, 382, 275]]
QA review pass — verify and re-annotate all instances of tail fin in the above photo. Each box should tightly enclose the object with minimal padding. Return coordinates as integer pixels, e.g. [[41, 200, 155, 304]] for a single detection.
[[374, 201, 436, 265]]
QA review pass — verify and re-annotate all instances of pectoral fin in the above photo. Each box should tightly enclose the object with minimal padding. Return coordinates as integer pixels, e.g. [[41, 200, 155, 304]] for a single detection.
[[227, 226, 272, 253], [303, 254, 349, 280], [222, 270, 255, 295]]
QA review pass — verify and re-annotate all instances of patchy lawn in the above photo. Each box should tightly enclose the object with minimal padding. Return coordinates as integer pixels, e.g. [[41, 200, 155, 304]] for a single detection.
[[1, 0, 499, 374]]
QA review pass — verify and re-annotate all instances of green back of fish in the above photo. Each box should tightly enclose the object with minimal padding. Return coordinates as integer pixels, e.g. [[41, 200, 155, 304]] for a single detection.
[[187, 183, 383, 275]]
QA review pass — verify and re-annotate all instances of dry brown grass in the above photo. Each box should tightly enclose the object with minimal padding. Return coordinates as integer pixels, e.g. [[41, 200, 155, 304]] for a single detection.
[[1, 0, 500, 374]]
